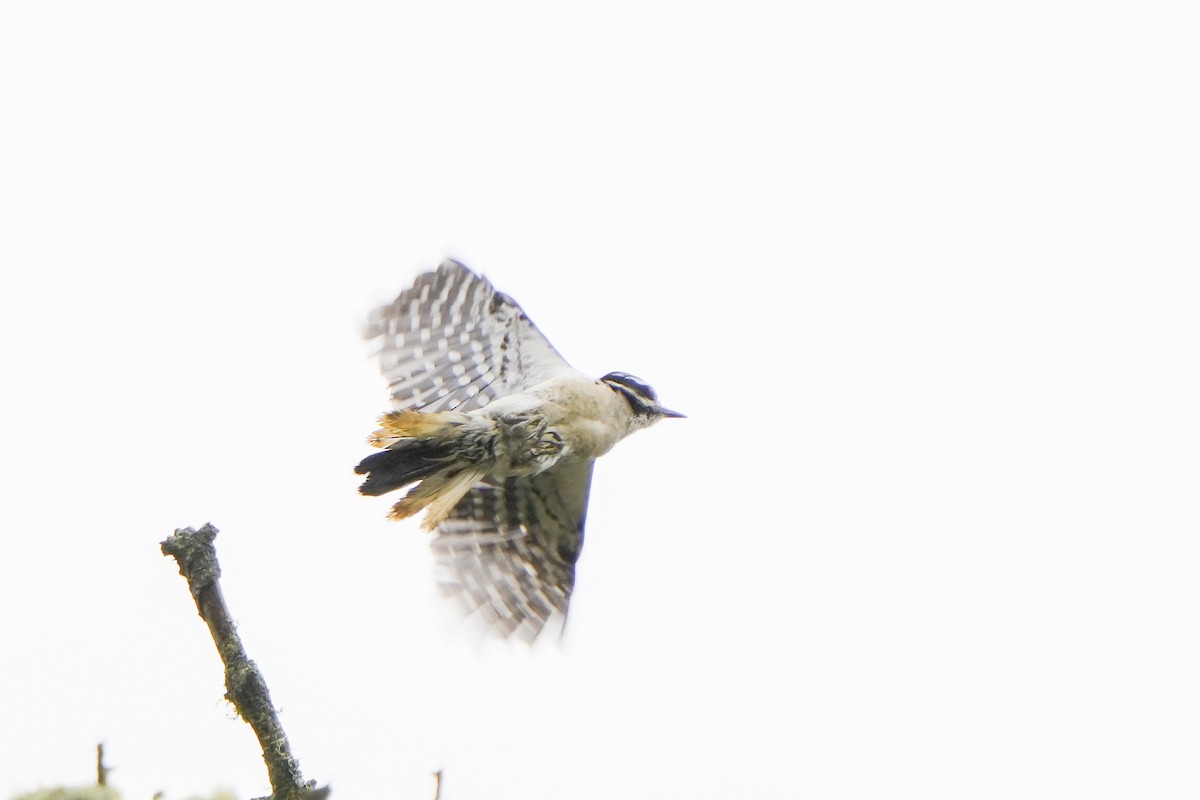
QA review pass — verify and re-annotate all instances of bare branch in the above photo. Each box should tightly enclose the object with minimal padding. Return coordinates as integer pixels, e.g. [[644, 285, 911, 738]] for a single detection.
[[161, 523, 329, 800]]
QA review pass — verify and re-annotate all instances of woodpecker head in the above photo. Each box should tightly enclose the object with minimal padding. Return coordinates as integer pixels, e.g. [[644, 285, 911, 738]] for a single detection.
[[601, 372, 685, 428]]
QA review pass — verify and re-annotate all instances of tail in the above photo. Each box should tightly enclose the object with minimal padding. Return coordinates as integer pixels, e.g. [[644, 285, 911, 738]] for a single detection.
[[355, 440, 450, 496], [356, 410, 486, 531]]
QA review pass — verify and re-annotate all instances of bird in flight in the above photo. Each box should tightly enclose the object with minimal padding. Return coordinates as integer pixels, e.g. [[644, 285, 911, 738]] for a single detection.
[[356, 260, 682, 639]]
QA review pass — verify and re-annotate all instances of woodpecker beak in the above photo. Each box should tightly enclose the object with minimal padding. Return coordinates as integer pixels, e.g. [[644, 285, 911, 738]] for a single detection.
[[658, 407, 686, 419]]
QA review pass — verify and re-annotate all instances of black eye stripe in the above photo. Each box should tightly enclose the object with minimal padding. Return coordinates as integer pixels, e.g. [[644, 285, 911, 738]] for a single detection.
[[612, 386, 653, 414]]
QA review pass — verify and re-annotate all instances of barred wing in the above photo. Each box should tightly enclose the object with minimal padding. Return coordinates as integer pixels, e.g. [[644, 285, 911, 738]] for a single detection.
[[366, 260, 572, 413], [431, 459, 594, 640]]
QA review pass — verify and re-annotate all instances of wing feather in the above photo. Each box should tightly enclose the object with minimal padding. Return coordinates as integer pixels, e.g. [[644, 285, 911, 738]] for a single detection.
[[431, 459, 594, 640], [367, 260, 572, 413]]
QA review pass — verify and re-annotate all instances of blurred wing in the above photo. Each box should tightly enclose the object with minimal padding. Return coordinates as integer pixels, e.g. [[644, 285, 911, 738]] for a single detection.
[[431, 459, 594, 640], [366, 259, 572, 413]]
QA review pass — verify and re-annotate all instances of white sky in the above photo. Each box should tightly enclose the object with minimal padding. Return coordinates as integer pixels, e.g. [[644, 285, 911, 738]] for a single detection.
[[2, 2, 1198, 798]]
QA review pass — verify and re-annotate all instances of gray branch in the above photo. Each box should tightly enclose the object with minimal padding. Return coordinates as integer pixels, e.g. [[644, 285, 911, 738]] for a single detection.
[[161, 523, 329, 800]]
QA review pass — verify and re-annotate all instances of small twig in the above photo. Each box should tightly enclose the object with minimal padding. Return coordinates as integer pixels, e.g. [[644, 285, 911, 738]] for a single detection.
[[96, 743, 110, 786], [432, 769, 443, 800], [162, 524, 329, 800]]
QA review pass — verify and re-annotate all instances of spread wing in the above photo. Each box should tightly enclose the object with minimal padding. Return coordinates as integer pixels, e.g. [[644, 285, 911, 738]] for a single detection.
[[365, 259, 572, 414], [431, 459, 594, 640]]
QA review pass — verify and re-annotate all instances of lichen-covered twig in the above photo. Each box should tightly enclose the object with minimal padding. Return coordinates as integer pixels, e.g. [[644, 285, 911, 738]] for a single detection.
[[161, 524, 329, 800]]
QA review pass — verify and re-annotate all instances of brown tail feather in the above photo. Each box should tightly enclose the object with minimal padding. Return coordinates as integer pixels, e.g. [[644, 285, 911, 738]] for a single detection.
[[389, 467, 487, 530], [368, 409, 470, 447]]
